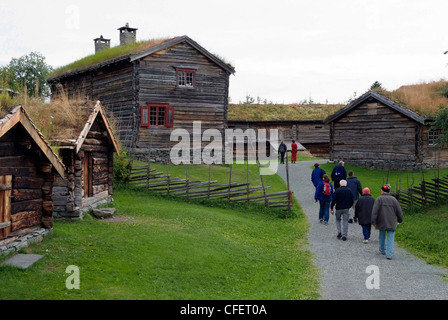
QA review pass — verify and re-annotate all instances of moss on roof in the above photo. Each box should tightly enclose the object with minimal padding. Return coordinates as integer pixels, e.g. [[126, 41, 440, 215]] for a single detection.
[[228, 103, 345, 121], [48, 38, 173, 80], [229, 80, 448, 122]]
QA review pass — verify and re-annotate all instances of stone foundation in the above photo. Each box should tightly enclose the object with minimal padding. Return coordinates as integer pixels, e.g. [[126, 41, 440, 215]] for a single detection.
[[0, 228, 53, 256]]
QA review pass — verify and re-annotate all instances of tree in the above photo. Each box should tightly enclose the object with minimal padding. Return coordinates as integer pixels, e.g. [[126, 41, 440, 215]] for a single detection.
[[431, 105, 448, 148], [2, 52, 53, 97], [370, 81, 384, 91]]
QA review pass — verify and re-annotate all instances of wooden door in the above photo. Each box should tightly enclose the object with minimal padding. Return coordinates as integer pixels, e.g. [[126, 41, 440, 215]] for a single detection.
[[83, 152, 93, 198], [0, 175, 12, 239]]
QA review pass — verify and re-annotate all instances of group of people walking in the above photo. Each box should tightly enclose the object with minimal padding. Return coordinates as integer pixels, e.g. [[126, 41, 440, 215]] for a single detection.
[[312, 161, 403, 260]]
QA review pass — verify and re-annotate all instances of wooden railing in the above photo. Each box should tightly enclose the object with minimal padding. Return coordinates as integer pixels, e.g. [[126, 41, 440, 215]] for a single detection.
[[128, 163, 293, 211], [392, 175, 448, 211]]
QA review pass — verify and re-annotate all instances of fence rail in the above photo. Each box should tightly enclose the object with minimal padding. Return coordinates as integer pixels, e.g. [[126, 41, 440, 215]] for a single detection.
[[129, 163, 293, 211], [392, 174, 448, 211]]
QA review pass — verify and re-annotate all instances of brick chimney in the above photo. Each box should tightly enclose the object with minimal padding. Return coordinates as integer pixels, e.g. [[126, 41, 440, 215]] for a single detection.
[[118, 23, 138, 46], [94, 35, 111, 53]]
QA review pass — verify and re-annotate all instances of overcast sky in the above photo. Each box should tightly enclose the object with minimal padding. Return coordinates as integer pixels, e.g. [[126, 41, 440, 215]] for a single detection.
[[1, 0, 448, 104]]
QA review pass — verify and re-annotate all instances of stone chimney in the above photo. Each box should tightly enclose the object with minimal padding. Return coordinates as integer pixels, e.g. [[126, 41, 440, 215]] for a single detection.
[[94, 35, 111, 53], [118, 23, 138, 46]]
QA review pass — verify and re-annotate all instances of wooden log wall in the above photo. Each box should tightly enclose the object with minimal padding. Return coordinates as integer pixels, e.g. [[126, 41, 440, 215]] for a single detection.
[[331, 101, 419, 164], [53, 118, 114, 219], [137, 42, 230, 151], [0, 125, 55, 239], [421, 126, 448, 166], [226, 120, 330, 157]]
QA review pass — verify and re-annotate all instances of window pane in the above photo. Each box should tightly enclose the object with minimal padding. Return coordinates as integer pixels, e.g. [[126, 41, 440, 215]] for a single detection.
[[150, 107, 157, 125], [142, 109, 148, 125], [167, 109, 173, 125], [158, 107, 165, 125], [186, 72, 194, 87], [429, 130, 439, 145], [178, 71, 185, 86]]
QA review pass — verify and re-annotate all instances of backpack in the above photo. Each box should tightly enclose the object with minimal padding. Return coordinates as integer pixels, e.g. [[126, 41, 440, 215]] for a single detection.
[[322, 182, 331, 197]]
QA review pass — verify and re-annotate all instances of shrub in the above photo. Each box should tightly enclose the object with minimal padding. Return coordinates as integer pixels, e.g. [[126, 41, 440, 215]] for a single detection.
[[114, 151, 132, 184]]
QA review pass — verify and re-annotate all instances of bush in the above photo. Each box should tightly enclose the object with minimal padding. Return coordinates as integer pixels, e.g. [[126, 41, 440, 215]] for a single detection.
[[114, 151, 132, 184]]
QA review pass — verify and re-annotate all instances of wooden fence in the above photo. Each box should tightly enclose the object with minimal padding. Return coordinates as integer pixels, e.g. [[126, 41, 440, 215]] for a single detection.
[[129, 162, 293, 211], [392, 174, 448, 211]]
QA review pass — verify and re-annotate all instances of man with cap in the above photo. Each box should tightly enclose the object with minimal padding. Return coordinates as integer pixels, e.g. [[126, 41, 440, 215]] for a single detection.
[[371, 184, 404, 259], [330, 180, 353, 241], [355, 187, 375, 244]]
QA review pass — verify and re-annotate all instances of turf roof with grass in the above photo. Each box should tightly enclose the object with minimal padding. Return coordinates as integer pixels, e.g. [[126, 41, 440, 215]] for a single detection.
[[228, 80, 448, 121], [48, 38, 173, 80], [48, 36, 235, 81]]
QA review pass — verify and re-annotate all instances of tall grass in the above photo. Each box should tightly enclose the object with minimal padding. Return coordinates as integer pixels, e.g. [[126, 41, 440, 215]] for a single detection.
[[374, 79, 448, 116], [0, 91, 20, 118]]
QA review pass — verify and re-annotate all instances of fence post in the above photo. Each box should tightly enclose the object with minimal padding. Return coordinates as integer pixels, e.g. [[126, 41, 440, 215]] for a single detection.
[[186, 165, 190, 199], [256, 157, 268, 207], [227, 164, 232, 202], [285, 152, 291, 211], [208, 165, 211, 199], [146, 163, 150, 189]]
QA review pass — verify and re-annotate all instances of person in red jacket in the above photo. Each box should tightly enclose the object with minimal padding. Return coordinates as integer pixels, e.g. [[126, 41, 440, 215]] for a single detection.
[[291, 140, 298, 163]]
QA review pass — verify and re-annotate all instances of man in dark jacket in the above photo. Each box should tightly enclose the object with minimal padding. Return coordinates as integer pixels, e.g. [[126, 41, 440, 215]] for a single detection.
[[331, 161, 347, 190], [347, 170, 362, 223], [278, 141, 287, 164], [355, 187, 375, 243], [330, 180, 353, 241], [371, 184, 403, 260]]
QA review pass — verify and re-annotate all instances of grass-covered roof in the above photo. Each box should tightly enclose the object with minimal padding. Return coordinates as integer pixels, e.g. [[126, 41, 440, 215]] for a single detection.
[[48, 38, 173, 80], [228, 80, 448, 121]]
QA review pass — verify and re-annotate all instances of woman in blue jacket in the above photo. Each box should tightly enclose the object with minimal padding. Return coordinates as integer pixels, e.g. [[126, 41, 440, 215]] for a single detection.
[[314, 174, 334, 224], [311, 163, 326, 188]]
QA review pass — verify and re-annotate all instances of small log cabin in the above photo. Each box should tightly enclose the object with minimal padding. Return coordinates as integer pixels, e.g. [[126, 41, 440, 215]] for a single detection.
[[51, 101, 120, 220], [0, 106, 65, 241], [227, 120, 330, 157], [47, 24, 235, 162], [324, 90, 448, 169]]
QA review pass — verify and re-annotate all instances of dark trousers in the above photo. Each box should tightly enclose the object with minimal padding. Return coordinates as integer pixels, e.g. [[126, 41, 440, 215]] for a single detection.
[[319, 200, 331, 222], [280, 152, 285, 164], [334, 179, 341, 189], [361, 224, 371, 240]]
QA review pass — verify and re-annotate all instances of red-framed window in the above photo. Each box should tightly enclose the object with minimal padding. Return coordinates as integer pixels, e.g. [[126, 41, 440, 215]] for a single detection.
[[141, 103, 174, 128], [176, 68, 196, 88]]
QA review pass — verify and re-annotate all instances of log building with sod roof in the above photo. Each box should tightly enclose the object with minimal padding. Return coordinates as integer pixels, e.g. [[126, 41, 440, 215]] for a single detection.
[[47, 23, 235, 162], [51, 101, 120, 220], [324, 90, 447, 169], [0, 106, 65, 248]]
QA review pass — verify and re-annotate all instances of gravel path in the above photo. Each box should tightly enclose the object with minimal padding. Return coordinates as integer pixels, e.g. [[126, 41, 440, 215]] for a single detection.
[[277, 160, 448, 300]]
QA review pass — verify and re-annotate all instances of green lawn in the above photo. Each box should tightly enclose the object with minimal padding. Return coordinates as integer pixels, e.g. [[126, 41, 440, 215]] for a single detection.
[[395, 204, 448, 269], [0, 184, 318, 300]]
